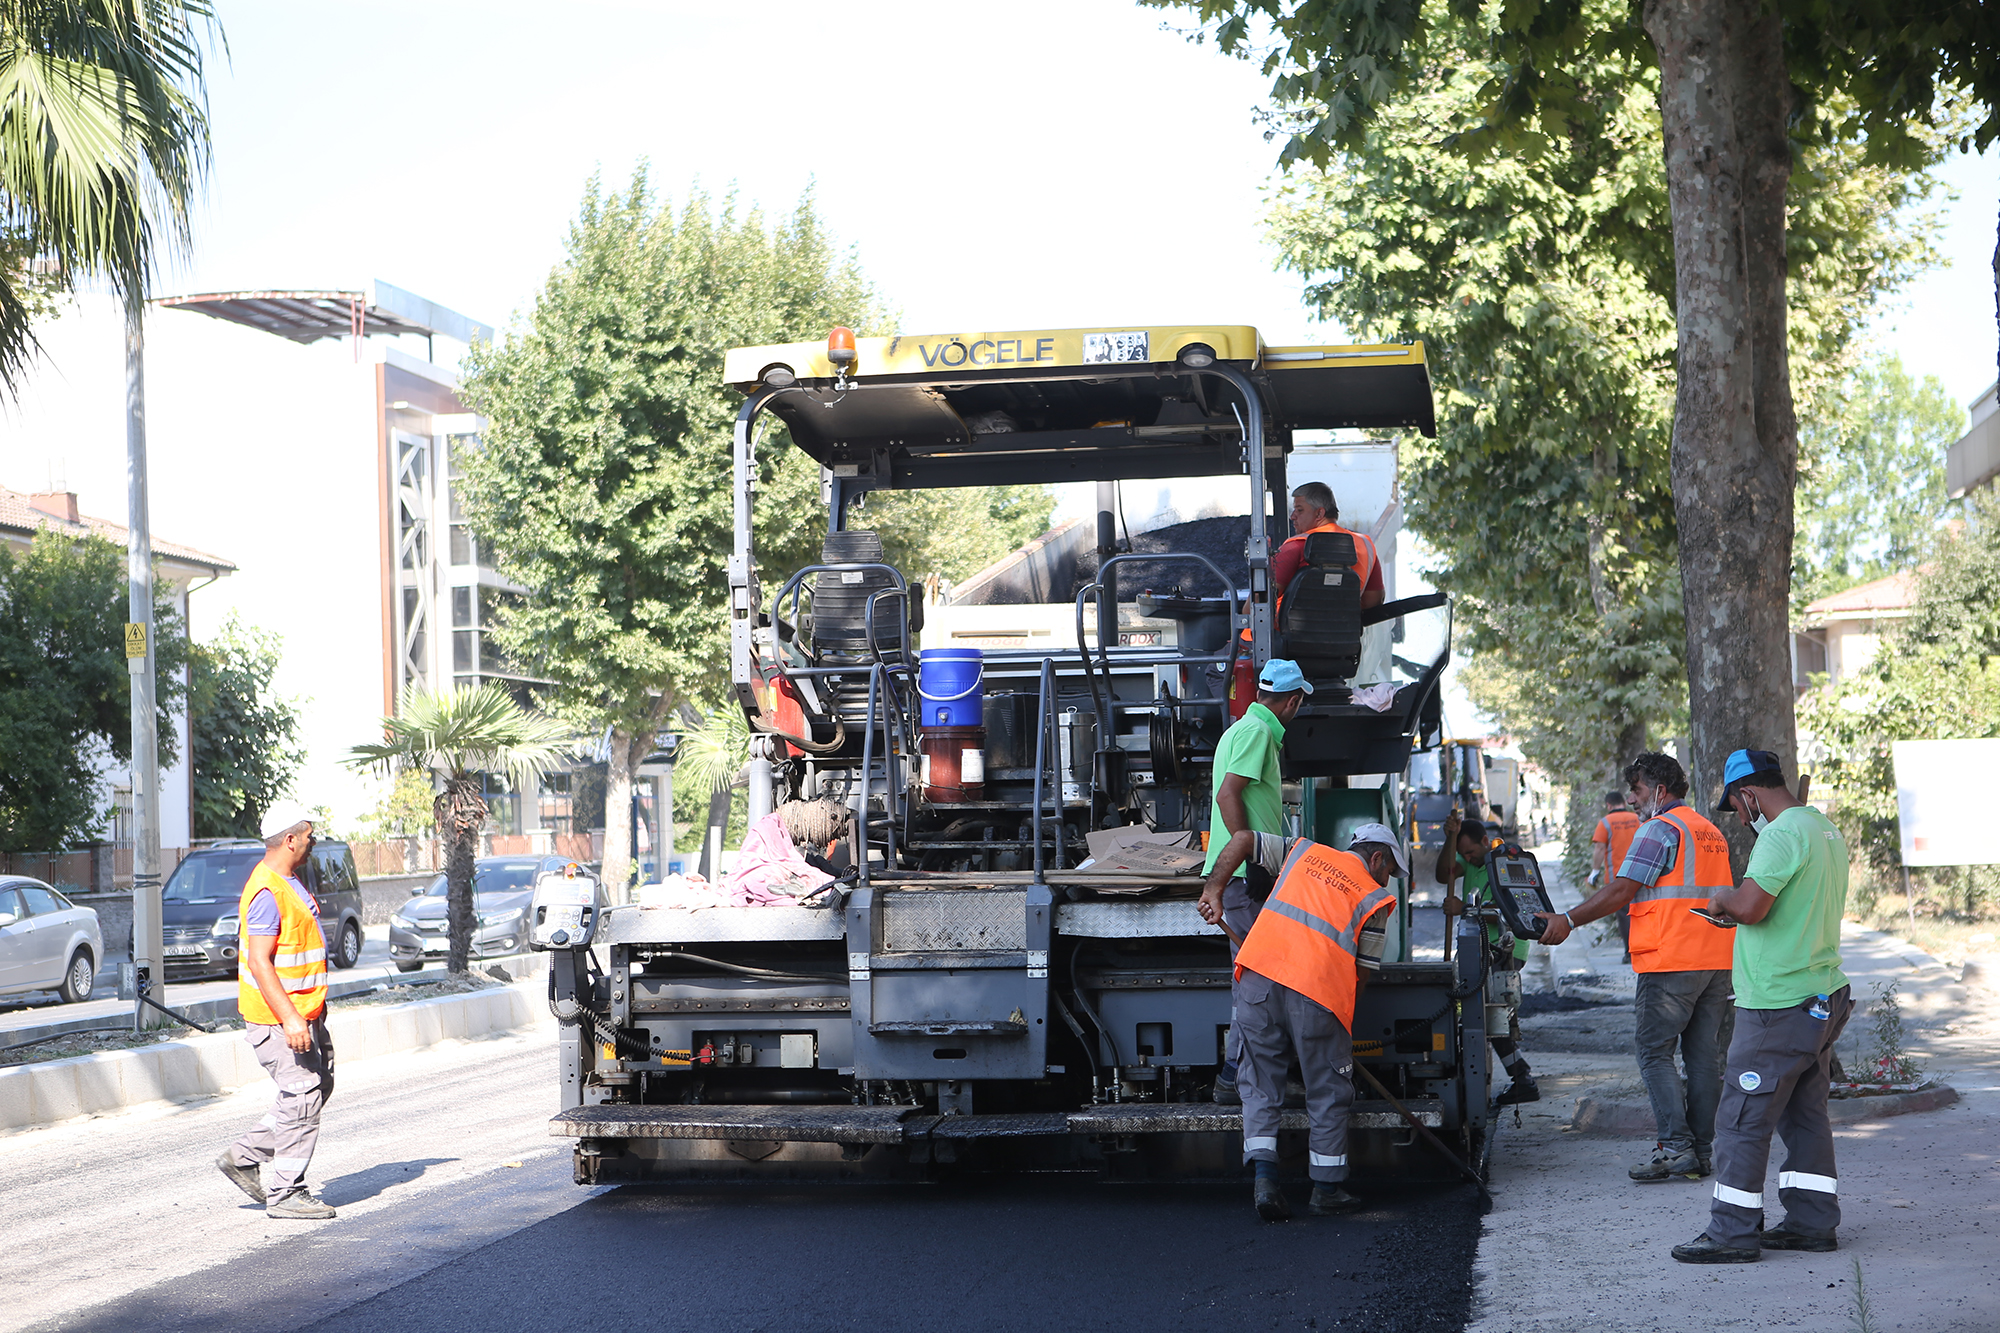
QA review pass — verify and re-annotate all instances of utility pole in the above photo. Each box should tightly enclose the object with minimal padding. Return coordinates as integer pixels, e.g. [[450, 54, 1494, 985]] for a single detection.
[[126, 296, 167, 1031]]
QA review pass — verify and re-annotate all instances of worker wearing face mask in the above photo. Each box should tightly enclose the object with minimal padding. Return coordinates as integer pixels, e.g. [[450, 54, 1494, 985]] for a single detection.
[[1534, 752, 1736, 1183]]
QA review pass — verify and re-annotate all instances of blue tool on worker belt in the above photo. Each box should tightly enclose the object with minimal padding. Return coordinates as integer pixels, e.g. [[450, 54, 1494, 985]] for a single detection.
[[1483, 843, 1557, 939]]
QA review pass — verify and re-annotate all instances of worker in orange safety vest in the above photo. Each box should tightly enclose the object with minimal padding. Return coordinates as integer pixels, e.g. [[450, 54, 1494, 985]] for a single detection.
[[215, 801, 339, 1220], [1536, 752, 1736, 1183], [1199, 821, 1403, 1221]]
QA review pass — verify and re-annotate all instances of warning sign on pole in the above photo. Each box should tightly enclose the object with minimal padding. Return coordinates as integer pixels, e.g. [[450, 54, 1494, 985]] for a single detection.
[[124, 622, 147, 658]]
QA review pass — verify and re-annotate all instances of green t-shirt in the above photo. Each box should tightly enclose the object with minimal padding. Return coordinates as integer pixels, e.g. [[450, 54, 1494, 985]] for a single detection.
[[1736, 805, 1849, 1009], [1459, 854, 1531, 961], [1203, 703, 1287, 878]]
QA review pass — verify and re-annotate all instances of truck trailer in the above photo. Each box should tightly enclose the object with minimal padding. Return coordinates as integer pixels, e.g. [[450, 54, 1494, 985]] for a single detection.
[[537, 324, 1516, 1185]]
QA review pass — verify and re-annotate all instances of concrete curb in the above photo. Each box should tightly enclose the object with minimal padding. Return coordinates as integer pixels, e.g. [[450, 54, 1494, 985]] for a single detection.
[[0, 981, 549, 1134], [1570, 1083, 1962, 1136]]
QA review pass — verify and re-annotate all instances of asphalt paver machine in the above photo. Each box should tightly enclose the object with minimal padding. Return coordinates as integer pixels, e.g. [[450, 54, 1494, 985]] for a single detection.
[[542, 324, 1509, 1184]]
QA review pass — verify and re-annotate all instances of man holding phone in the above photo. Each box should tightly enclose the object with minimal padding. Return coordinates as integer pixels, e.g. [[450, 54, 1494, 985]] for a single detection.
[[1672, 750, 1852, 1264]]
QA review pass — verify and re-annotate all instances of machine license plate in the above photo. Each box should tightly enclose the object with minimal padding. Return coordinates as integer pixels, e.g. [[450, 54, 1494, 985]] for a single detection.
[[164, 945, 206, 958]]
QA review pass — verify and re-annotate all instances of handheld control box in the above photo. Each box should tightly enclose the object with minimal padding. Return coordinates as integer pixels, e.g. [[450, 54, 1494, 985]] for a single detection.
[[1483, 843, 1557, 940], [529, 865, 603, 950]]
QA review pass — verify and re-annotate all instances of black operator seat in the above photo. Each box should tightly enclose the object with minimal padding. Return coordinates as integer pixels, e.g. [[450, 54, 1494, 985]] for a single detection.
[[1279, 530, 1364, 701], [811, 529, 905, 662]]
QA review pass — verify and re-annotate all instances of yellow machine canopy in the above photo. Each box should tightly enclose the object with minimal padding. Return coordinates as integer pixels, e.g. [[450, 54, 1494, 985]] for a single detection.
[[724, 323, 1435, 489]]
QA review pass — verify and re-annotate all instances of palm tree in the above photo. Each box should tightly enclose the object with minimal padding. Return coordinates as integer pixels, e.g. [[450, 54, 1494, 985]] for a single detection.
[[0, 0, 219, 386], [348, 684, 574, 974]]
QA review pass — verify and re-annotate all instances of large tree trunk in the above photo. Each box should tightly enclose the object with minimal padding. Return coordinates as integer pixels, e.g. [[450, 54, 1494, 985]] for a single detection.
[[437, 777, 485, 974], [1644, 0, 1799, 871], [603, 727, 635, 904]]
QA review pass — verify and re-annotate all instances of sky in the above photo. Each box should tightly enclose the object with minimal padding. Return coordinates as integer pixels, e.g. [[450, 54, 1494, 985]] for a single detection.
[[1, 1, 1996, 805]]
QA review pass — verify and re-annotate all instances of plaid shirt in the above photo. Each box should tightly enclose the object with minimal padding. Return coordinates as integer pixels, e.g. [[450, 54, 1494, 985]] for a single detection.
[[1615, 798, 1685, 887]]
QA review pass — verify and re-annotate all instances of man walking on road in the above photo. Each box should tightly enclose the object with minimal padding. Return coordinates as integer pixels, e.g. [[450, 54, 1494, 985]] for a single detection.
[[1591, 791, 1641, 963], [1673, 750, 1852, 1264], [1200, 823, 1401, 1220], [1205, 660, 1310, 1106], [1535, 752, 1735, 1182], [215, 801, 338, 1220]]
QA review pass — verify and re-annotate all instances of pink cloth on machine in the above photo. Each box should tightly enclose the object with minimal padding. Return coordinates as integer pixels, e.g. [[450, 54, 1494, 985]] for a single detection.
[[722, 812, 835, 905]]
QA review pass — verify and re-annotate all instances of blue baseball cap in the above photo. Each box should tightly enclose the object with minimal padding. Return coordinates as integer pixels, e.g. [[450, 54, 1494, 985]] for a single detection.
[[1714, 749, 1784, 812], [1257, 659, 1314, 695]]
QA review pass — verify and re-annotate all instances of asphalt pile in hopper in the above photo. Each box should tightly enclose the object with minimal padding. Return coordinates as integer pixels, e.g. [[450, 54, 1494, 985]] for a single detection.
[[1074, 515, 1279, 602]]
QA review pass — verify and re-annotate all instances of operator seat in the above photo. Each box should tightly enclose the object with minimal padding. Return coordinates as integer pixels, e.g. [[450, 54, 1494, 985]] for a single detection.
[[1277, 530, 1364, 701], [810, 530, 915, 733]]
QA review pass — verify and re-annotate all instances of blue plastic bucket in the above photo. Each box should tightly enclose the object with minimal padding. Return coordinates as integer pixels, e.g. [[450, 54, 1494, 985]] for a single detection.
[[919, 648, 984, 728]]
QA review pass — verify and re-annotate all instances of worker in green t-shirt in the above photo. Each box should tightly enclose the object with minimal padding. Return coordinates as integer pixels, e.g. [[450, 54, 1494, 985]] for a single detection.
[[1435, 813, 1536, 1106], [1204, 659, 1310, 1105], [1673, 750, 1852, 1266]]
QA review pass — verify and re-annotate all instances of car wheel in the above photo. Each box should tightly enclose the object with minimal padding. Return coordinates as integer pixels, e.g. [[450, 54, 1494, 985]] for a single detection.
[[331, 920, 363, 970], [58, 949, 95, 1004], [395, 958, 425, 973]]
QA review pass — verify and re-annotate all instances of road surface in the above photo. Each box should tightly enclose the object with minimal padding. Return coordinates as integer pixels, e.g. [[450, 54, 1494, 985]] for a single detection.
[[0, 1024, 1484, 1333]]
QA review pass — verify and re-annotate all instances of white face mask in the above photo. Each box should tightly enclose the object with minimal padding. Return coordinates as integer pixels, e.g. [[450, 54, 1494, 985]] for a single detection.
[[1743, 794, 1769, 833]]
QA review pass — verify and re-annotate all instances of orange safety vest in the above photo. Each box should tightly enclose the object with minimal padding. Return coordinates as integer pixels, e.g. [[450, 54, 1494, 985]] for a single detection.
[[1597, 810, 1641, 874], [237, 863, 328, 1024], [1234, 839, 1397, 1028], [1627, 806, 1735, 974]]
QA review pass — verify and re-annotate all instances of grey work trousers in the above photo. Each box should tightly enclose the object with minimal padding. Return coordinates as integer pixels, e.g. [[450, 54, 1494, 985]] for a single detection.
[[1234, 966, 1355, 1184], [1708, 988, 1853, 1248], [1221, 882, 1260, 1074], [1633, 969, 1734, 1156], [228, 1015, 335, 1202]]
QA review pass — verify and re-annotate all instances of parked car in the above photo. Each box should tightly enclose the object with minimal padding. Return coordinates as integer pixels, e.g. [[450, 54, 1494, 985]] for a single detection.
[[0, 876, 105, 1004], [157, 839, 366, 981], [388, 855, 593, 971]]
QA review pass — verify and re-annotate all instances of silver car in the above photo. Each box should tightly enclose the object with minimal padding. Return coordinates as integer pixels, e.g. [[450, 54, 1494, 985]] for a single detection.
[[0, 877, 104, 1004]]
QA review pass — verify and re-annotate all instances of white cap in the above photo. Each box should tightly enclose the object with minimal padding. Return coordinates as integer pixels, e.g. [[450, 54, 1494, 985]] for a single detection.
[[259, 800, 316, 840], [1347, 822, 1410, 878]]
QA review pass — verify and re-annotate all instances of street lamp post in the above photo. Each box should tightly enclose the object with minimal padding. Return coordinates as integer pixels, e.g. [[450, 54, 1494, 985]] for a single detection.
[[126, 297, 168, 1031]]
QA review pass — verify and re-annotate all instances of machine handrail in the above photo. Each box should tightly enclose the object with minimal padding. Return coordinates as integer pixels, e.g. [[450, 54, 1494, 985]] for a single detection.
[[1075, 549, 1244, 754], [1360, 590, 1448, 627], [1030, 656, 1068, 881]]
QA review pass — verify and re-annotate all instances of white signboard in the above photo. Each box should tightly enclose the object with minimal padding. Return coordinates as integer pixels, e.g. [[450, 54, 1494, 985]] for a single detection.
[[1892, 738, 2000, 866]]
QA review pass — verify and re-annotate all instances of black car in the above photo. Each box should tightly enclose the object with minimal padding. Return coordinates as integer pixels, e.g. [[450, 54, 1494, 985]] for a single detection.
[[387, 855, 593, 971], [158, 839, 366, 980]]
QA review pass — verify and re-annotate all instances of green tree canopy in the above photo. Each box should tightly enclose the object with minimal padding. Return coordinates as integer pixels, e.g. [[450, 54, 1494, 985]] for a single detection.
[[0, 531, 184, 850], [1153, 0, 1997, 842], [188, 612, 303, 840], [1261, 1, 1947, 860], [1801, 488, 2000, 889], [459, 172, 893, 892], [1793, 353, 1964, 610]]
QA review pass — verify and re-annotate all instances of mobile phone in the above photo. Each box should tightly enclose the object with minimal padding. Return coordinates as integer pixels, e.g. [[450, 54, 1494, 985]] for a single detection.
[[1688, 907, 1736, 929]]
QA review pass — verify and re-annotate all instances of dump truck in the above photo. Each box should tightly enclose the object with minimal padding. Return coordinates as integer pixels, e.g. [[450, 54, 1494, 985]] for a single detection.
[[537, 324, 1518, 1184]]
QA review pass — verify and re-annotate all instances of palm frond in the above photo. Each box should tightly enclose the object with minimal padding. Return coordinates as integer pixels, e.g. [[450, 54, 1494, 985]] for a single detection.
[[674, 705, 749, 795], [347, 683, 578, 790], [0, 0, 218, 385]]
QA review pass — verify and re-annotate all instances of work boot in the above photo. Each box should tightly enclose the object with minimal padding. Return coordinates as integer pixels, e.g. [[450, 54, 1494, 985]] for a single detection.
[[1254, 1177, 1290, 1222], [1494, 1075, 1540, 1106], [215, 1150, 265, 1204], [1757, 1224, 1837, 1253], [1211, 1072, 1240, 1106], [265, 1189, 336, 1220], [1695, 1153, 1714, 1179], [1307, 1184, 1363, 1215], [1671, 1233, 1760, 1264], [1629, 1144, 1701, 1182]]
